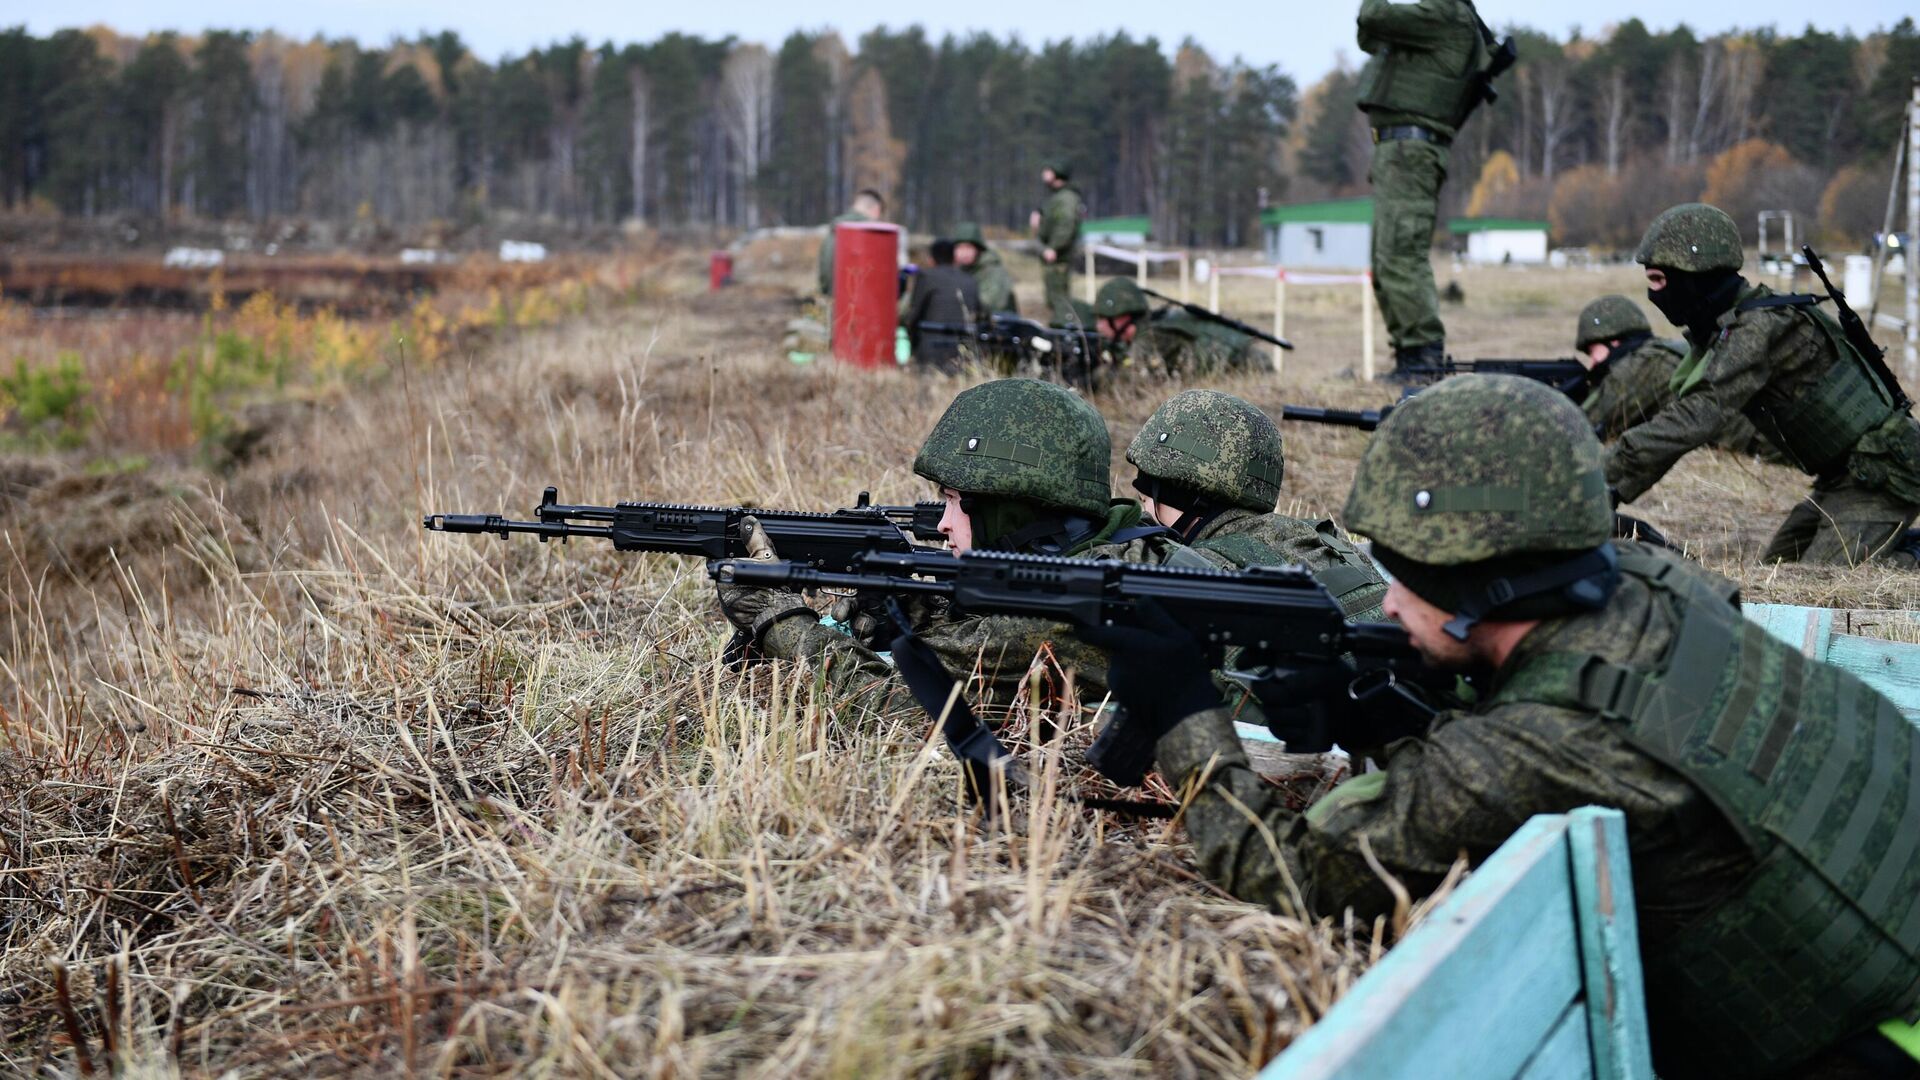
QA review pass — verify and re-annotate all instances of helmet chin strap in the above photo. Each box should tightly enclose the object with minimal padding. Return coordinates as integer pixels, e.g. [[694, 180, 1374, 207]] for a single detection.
[[1441, 544, 1622, 642]]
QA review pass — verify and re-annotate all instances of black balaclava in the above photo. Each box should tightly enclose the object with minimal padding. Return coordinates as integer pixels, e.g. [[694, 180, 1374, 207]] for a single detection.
[[1130, 471, 1221, 543], [1648, 268, 1744, 346]]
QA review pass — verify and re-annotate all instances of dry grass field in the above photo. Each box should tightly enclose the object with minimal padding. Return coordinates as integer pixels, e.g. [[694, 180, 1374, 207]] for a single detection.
[[1, 245, 1916, 1077]]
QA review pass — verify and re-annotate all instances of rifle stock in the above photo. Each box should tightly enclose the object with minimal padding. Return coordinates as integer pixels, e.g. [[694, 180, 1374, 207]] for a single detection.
[[1802, 244, 1912, 412]]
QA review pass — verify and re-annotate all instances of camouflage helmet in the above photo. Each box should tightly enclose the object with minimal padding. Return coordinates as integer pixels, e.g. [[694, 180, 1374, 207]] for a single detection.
[[1343, 375, 1612, 564], [1574, 295, 1652, 349], [1635, 203, 1744, 273], [1094, 278, 1149, 318], [1127, 390, 1284, 513], [950, 222, 987, 247], [913, 379, 1111, 517], [1044, 161, 1072, 181]]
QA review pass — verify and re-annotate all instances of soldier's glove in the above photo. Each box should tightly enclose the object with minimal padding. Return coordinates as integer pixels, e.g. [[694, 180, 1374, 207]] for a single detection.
[[1079, 598, 1225, 749], [714, 516, 815, 643], [829, 591, 949, 646]]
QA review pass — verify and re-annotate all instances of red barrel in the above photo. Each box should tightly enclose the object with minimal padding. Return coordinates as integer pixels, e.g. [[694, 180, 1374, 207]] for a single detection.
[[831, 221, 902, 369], [709, 250, 733, 291]]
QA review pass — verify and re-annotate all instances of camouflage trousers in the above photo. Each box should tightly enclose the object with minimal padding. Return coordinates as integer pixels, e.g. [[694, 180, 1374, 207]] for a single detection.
[[1369, 138, 1449, 351], [1043, 261, 1076, 324], [1762, 474, 1920, 567]]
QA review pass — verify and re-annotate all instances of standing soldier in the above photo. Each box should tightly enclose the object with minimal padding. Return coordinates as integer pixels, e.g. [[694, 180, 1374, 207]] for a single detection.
[[817, 188, 887, 299], [1031, 163, 1085, 325], [1355, 0, 1505, 378], [1085, 375, 1920, 1079], [1610, 203, 1920, 567], [1575, 294, 1768, 452], [950, 223, 1018, 316], [1126, 390, 1387, 621]]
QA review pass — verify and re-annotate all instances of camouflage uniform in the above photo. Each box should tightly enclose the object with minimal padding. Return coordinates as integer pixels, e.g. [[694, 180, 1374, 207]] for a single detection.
[[1126, 390, 1387, 621], [1607, 205, 1920, 566], [951, 223, 1018, 316], [1356, 0, 1486, 361], [1132, 376, 1920, 1078], [1093, 280, 1265, 375], [817, 210, 872, 297], [1037, 175, 1085, 324], [718, 379, 1212, 725], [1575, 296, 1767, 450]]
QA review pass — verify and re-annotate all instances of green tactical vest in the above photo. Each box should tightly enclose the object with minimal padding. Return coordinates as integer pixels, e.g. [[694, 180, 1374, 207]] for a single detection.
[[1737, 297, 1902, 474], [1491, 551, 1920, 1075], [1198, 519, 1388, 621], [1355, 2, 1487, 129]]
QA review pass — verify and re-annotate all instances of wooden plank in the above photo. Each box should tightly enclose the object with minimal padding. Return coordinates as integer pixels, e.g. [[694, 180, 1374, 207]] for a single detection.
[[1515, 1003, 1597, 1080], [1743, 603, 1834, 661], [1826, 634, 1920, 719], [1566, 807, 1655, 1079], [1258, 816, 1583, 1080]]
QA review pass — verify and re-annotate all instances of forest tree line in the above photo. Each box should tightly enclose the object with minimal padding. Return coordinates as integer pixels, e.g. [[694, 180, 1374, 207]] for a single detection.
[[1, 18, 1917, 249]]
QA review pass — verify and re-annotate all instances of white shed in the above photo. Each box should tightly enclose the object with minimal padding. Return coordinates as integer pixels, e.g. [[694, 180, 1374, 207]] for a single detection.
[[1261, 198, 1373, 270], [1450, 218, 1551, 265]]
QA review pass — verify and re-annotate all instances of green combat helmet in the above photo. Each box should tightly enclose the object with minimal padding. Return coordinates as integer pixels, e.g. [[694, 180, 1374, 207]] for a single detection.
[[1634, 203, 1744, 273], [1094, 278, 1149, 319], [1127, 390, 1284, 513], [1575, 294, 1652, 349], [950, 222, 987, 247], [1044, 161, 1072, 181], [913, 378, 1111, 517]]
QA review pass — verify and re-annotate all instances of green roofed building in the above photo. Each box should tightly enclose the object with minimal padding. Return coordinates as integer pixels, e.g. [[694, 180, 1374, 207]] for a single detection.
[[1083, 215, 1152, 248], [1260, 197, 1373, 270], [1449, 217, 1552, 265]]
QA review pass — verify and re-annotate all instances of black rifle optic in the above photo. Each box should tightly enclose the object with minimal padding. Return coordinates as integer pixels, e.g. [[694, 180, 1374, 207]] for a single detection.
[[425, 486, 945, 569], [1139, 287, 1294, 351], [1802, 244, 1912, 413], [711, 550, 1440, 806]]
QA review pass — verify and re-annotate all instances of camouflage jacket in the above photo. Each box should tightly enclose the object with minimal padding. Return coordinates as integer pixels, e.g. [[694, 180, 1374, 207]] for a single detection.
[[1122, 316, 1257, 375], [758, 500, 1219, 725], [1154, 543, 1754, 951], [1585, 338, 1767, 452], [1037, 186, 1084, 258], [966, 249, 1019, 315], [1606, 281, 1920, 504], [817, 211, 871, 296], [1187, 507, 1388, 622]]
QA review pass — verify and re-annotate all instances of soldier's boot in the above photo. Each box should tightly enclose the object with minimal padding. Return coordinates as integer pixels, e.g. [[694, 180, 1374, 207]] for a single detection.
[[1385, 341, 1445, 384]]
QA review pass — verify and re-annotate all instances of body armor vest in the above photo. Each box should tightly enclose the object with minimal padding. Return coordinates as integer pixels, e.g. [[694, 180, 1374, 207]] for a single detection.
[[1491, 551, 1920, 1075], [1197, 519, 1386, 620], [1737, 295, 1902, 474], [1356, 4, 1487, 128]]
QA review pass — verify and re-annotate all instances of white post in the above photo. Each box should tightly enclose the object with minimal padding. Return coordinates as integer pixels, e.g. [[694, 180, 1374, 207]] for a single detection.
[[1085, 246, 1096, 305], [1209, 264, 1220, 313], [1136, 252, 1147, 286], [1907, 81, 1918, 377], [1179, 253, 1191, 303], [1274, 269, 1287, 343], [1361, 272, 1377, 382]]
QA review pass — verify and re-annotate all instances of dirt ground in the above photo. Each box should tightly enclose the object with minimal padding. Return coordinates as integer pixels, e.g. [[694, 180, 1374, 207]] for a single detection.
[[1, 244, 1916, 1076]]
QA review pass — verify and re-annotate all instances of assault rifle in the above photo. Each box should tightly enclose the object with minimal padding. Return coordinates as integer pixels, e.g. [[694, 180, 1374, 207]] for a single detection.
[[1802, 244, 1912, 412], [711, 549, 1440, 804], [914, 315, 1095, 364], [424, 486, 945, 571], [1399, 358, 1598, 403], [1139, 287, 1294, 351], [1461, 1, 1519, 122]]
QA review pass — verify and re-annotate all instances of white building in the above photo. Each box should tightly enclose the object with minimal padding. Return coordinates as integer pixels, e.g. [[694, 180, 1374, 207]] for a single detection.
[[1450, 218, 1551, 265], [1261, 198, 1373, 270]]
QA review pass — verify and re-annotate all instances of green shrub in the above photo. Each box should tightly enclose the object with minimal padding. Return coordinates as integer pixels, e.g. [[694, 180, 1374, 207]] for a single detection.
[[1, 352, 94, 448]]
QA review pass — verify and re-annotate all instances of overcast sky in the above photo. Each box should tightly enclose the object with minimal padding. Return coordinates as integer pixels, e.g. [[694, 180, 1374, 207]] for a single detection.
[[19, 1, 1916, 84]]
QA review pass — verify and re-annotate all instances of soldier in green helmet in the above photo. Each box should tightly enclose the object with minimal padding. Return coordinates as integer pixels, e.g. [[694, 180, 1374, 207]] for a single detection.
[[1610, 202, 1920, 566], [950, 223, 1018, 316], [1574, 294, 1769, 453], [714, 378, 1212, 718], [1356, 0, 1498, 378], [1032, 163, 1085, 325], [1126, 390, 1387, 621], [1083, 375, 1920, 1078], [1093, 279, 1264, 375]]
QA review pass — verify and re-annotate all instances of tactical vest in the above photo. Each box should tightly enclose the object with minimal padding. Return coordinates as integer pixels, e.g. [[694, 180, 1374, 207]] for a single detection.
[[1198, 519, 1388, 621], [1355, 2, 1487, 128], [1490, 551, 1920, 1074], [1737, 295, 1902, 474]]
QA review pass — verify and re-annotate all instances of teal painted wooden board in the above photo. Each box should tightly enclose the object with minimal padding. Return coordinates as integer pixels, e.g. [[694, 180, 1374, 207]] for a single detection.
[[1257, 816, 1584, 1080], [1567, 808, 1654, 1078], [1515, 1004, 1598, 1080], [1745, 603, 1920, 718]]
